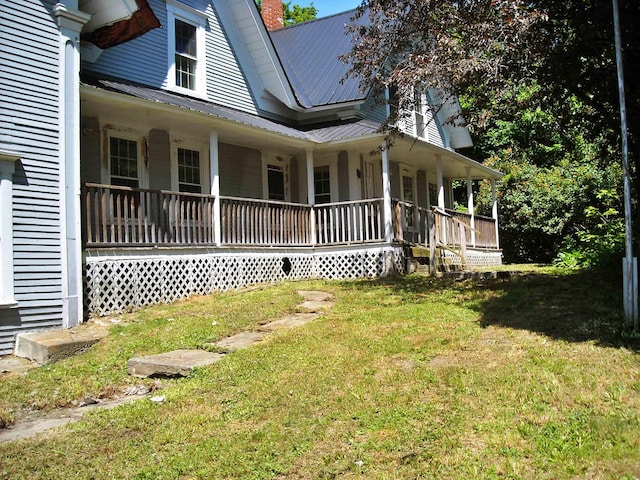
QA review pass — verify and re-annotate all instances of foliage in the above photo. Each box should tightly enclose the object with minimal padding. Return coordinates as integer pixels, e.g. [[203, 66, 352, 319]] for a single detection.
[[1, 274, 639, 478], [555, 189, 625, 269], [254, 1, 318, 26], [468, 82, 624, 264], [283, 1, 317, 25], [345, 1, 638, 265]]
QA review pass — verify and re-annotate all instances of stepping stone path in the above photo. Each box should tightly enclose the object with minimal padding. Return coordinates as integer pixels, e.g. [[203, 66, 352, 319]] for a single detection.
[[127, 290, 334, 376], [0, 290, 334, 443]]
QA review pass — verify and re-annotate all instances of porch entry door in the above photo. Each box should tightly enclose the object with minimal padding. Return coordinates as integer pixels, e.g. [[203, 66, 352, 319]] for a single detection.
[[362, 159, 376, 199], [401, 173, 418, 241]]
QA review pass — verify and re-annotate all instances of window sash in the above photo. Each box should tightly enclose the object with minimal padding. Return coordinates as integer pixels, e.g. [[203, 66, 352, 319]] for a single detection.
[[178, 147, 202, 193]]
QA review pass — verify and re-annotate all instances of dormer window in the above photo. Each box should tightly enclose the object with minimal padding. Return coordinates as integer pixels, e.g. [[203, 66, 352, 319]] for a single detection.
[[167, 0, 207, 97]]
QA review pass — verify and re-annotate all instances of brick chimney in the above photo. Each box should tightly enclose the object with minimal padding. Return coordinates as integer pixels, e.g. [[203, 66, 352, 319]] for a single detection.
[[262, 0, 284, 30]]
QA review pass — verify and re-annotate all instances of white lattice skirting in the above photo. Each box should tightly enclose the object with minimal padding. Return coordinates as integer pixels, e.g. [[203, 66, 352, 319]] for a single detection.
[[84, 246, 405, 317]]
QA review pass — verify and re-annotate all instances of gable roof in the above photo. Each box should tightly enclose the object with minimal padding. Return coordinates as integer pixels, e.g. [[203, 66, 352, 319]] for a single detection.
[[269, 9, 368, 108]]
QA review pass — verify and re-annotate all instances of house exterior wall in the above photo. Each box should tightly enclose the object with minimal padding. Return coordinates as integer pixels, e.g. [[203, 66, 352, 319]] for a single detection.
[[219, 143, 262, 198], [0, 0, 64, 354], [83, 0, 258, 115]]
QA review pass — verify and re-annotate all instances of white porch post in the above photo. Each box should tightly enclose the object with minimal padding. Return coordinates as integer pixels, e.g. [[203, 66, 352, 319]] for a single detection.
[[466, 168, 476, 247], [491, 179, 500, 249], [306, 149, 316, 244], [436, 155, 446, 244], [381, 142, 393, 242], [209, 130, 221, 246], [54, 3, 90, 328], [436, 155, 445, 209]]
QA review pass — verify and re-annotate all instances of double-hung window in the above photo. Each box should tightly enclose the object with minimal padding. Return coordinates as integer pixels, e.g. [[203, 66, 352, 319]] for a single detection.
[[178, 147, 202, 193], [314, 166, 331, 204], [413, 88, 427, 139], [167, 0, 207, 97], [109, 137, 139, 188]]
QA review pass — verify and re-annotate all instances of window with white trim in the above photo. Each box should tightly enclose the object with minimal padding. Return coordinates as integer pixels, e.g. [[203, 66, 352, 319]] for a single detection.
[[167, 0, 207, 96], [267, 164, 285, 201], [109, 136, 139, 188], [314, 165, 331, 204], [413, 87, 428, 140], [178, 147, 202, 193]]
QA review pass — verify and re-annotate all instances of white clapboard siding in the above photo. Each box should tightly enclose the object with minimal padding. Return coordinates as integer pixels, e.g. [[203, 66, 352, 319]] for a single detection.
[[0, 0, 64, 354]]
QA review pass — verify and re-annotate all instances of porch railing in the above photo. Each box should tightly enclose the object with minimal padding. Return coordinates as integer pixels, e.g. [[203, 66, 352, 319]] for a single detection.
[[83, 184, 498, 250], [315, 199, 384, 245], [83, 183, 216, 246], [83, 184, 385, 248], [444, 208, 497, 249], [220, 196, 312, 246]]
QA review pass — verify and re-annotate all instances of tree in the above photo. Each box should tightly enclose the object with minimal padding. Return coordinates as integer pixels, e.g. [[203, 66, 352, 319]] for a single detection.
[[255, 1, 318, 26], [283, 2, 318, 25], [344, 1, 638, 265]]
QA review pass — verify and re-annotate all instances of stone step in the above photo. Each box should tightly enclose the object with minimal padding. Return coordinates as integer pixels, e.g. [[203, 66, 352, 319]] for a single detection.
[[127, 349, 225, 378], [15, 326, 108, 365]]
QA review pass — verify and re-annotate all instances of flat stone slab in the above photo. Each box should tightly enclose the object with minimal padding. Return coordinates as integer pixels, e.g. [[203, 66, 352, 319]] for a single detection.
[[15, 327, 108, 365], [127, 349, 225, 378], [297, 291, 335, 312], [259, 313, 319, 332], [0, 355, 37, 376], [213, 331, 267, 351], [298, 291, 334, 302]]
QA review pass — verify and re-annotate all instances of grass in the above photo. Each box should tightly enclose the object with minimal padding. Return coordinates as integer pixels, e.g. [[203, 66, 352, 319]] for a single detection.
[[0, 266, 639, 479]]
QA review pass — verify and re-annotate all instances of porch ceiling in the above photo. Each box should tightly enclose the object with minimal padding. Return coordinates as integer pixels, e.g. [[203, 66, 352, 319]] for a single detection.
[[311, 126, 502, 180], [80, 76, 501, 181]]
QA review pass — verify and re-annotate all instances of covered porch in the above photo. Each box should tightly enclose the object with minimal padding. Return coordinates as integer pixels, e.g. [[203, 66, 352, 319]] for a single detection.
[[80, 78, 502, 316]]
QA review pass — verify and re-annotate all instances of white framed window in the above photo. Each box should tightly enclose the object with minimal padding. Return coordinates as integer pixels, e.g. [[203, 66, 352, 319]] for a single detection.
[[314, 165, 331, 204], [262, 153, 290, 202], [101, 129, 147, 189], [170, 140, 209, 194], [167, 0, 207, 97], [413, 87, 428, 140], [109, 136, 140, 188], [267, 164, 285, 201]]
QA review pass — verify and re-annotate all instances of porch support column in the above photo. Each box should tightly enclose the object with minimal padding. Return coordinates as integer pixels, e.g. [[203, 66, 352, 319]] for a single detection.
[[306, 149, 316, 244], [381, 142, 393, 243], [466, 168, 476, 247], [491, 179, 500, 249], [54, 3, 90, 328], [436, 155, 446, 244], [209, 130, 221, 246], [436, 155, 445, 210]]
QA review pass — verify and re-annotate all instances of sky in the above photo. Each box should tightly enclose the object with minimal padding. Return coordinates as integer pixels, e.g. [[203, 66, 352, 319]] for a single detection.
[[307, 0, 362, 18]]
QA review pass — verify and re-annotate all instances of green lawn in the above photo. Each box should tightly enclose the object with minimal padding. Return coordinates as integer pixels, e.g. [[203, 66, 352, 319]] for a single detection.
[[1, 267, 639, 479]]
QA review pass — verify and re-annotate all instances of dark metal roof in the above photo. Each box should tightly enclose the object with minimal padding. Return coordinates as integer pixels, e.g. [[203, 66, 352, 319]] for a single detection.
[[269, 9, 368, 108], [81, 76, 315, 141]]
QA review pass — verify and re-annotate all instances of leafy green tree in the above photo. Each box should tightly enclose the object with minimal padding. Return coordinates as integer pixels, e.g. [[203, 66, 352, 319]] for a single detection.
[[345, 1, 636, 265], [283, 2, 318, 25], [255, 1, 318, 26]]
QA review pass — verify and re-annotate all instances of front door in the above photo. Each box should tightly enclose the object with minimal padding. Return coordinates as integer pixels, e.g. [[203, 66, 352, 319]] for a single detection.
[[363, 159, 376, 199]]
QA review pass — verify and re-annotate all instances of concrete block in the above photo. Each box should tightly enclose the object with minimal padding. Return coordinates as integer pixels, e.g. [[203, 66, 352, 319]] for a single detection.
[[15, 328, 106, 364]]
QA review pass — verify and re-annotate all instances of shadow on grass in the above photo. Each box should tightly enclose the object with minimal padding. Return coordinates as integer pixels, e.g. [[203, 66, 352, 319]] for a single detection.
[[339, 268, 640, 351]]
